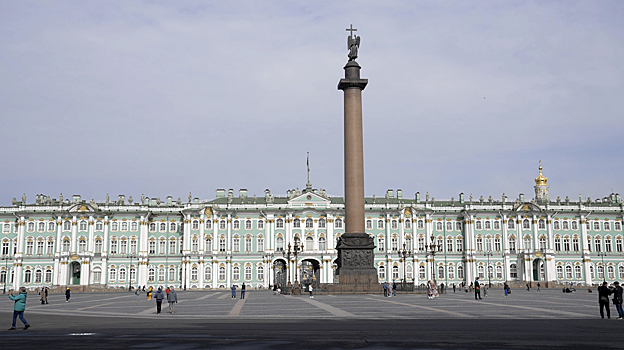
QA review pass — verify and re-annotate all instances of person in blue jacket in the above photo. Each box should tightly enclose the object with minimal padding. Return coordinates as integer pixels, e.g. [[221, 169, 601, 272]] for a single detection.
[[8, 287, 30, 330]]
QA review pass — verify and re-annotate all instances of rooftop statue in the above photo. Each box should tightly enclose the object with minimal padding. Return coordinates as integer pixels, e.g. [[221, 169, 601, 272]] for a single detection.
[[346, 24, 360, 61]]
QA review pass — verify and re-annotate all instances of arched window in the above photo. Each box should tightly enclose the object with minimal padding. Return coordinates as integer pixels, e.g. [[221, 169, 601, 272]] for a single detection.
[[119, 266, 126, 281], [63, 221, 71, 231], [78, 238, 87, 253], [615, 222, 622, 231], [556, 265, 563, 279], [606, 237, 613, 252], [597, 265, 605, 280], [205, 266, 212, 281], [507, 219, 515, 230], [220, 220, 227, 230], [392, 265, 399, 280], [378, 219, 384, 229], [523, 236, 532, 250], [494, 236, 501, 251], [477, 265, 484, 279], [475, 221, 482, 230], [438, 266, 444, 280], [45, 269, 52, 283], [405, 219, 411, 229], [147, 267, 155, 282], [563, 221, 570, 230], [245, 236, 252, 252], [219, 237, 226, 252], [420, 265, 427, 280], [305, 218, 313, 228], [276, 237, 284, 252], [149, 223, 155, 231], [34, 269, 42, 283], [192, 238, 199, 253], [306, 236, 314, 251], [619, 266, 624, 280], [158, 267, 165, 282], [417, 220, 424, 229], [605, 222, 612, 231], [510, 264, 517, 279], [219, 266, 226, 280], [456, 237, 463, 253], [168, 267, 175, 281], [554, 221, 560, 230], [437, 222, 444, 231], [245, 265, 252, 280], [192, 220, 199, 230], [257, 237, 264, 252], [38, 222, 45, 232], [495, 265, 502, 279], [233, 237, 240, 253], [487, 265, 493, 279], [484, 221, 491, 230], [608, 265, 615, 280], [406, 265, 413, 280], [456, 222, 463, 231], [378, 236, 385, 252], [131, 222, 138, 231], [391, 236, 398, 251], [205, 237, 212, 251], [257, 265, 264, 281], [572, 221, 579, 230], [378, 265, 386, 280], [245, 220, 252, 230], [95, 221, 103, 231], [565, 265, 573, 279], [276, 219, 284, 228], [120, 222, 127, 231], [538, 219, 545, 230], [159, 222, 166, 232], [3, 223, 10, 233], [335, 219, 343, 229], [205, 220, 212, 230], [476, 237, 483, 252], [170, 222, 177, 232], [27, 222, 34, 232], [575, 265, 583, 279], [563, 236, 570, 251], [391, 220, 398, 229], [319, 237, 326, 251], [539, 236, 547, 249], [233, 266, 240, 280], [446, 221, 452, 231], [493, 221, 500, 230], [594, 221, 600, 231], [24, 269, 32, 283], [318, 219, 325, 228], [191, 266, 198, 281], [522, 219, 530, 229], [293, 219, 300, 228]]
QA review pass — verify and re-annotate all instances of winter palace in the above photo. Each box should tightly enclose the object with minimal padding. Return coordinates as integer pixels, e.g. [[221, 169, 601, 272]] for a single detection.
[[1, 164, 624, 291]]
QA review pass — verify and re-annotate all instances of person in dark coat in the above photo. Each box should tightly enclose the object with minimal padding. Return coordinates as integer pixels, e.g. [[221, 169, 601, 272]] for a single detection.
[[65, 288, 71, 302], [382, 282, 388, 297], [392, 281, 397, 297], [154, 287, 165, 314], [241, 284, 246, 299], [474, 277, 482, 300], [231, 285, 237, 299], [167, 287, 178, 314], [612, 281, 623, 319], [598, 281, 613, 319]]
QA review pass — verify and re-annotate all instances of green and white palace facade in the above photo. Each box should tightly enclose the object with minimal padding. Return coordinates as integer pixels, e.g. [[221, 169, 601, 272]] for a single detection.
[[1, 165, 624, 290]]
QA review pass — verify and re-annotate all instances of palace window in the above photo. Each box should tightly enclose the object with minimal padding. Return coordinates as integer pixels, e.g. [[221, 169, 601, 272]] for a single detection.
[[378, 220, 384, 229], [477, 265, 484, 279], [318, 237, 325, 251], [615, 221, 622, 231], [606, 237, 612, 252], [159, 268, 165, 282], [111, 267, 118, 281], [79, 239, 87, 254], [620, 266, 624, 280], [437, 222, 443, 231], [220, 220, 227, 230], [148, 241, 155, 255], [305, 236, 314, 251], [556, 266, 563, 279], [418, 236, 424, 252], [587, 237, 592, 252], [597, 265, 604, 279], [378, 236, 385, 252], [246, 237, 252, 252], [447, 238, 453, 253], [563, 221, 569, 230], [205, 220, 212, 230], [594, 222, 600, 231], [496, 265, 503, 279], [3, 224, 10, 233], [573, 236, 580, 252], [494, 237, 501, 251], [539, 237, 547, 250], [62, 239, 70, 253], [192, 238, 199, 253], [366, 220, 372, 229], [391, 236, 398, 251], [523, 236, 532, 250], [293, 219, 300, 228], [378, 265, 386, 281], [233, 237, 240, 253], [538, 219, 546, 230], [616, 238, 623, 253], [159, 240, 165, 254], [27, 222, 34, 232], [245, 265, 252, 280], [457, 265, 464, 279], [475, 221, 482, 230], [233, 266, 240, 281], [510, 264, 517, 279], [26, 241, 34, 255], [148, 223, 155, 231], [484, 221, 491, 230], [405, 220, 411, 229], [276, 237, 284, 252], [393, 266, 400, 280], [487, 265, 493, 279], [276, 219, 284, 229], [219, 266, 226, 280], [257, 265, 264, 281], [522, 219, 530, 229], [192, 220, 199, 230], [507, 219, 515, 230], [572, 221, 578, 230], [205, 237, 212, 251], [417, 220, 424, 229], [335, 219, 343, 229], [63, 221, 71, 231], [191, 266, 197, 281], [405, 237, 412, 250], [130, 240, 137, 254], [131, 222, 138, 231], [95, 221, 103, 231], [258, 220, 264, 230], [257, 237, 264, 252], [317, 219, 325, 229], [159, 223, 166, 232], [2, 240, 9, 256], [456, 238, 463, 253], [306, 219, 313, 228], [494, 221, 500, 231], [446, 221, 453, 231], [485, 237, 492, 251], [419, 265, 427, 280], [446, 266, 453, 280], [575, 265, 582, 279], [45, 269, 52, 283], [391, 220, 398, 230], [205, 266, 212, 281], [36, 241, 44, 255], [565, 265, 573, 279], [120, 222, 128, 231], [246, 220, 252, 230], [476, 237, 483, 252], [595, 237, 602, 252], [24, 269, 31, 284], [456, 222, 462, 231], [563, 237, 570, 251], [48, 222, 55, 231], [38, 222, 45, 232], [169, 239, 176, 254], [168, 267, 175, 281], [33, 270, 41, 284], [605, 222, 611, 231], [119, 267, 126, 281], [130, 268, 136, 282], [608, 266, 615, 280]]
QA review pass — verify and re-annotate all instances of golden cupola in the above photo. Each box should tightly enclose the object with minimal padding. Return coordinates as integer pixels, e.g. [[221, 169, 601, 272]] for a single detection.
[[534, 161, 548, 186]]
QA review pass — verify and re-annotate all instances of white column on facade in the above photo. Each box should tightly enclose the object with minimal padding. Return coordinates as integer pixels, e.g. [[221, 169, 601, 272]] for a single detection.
[[399, 213, 405, 248], [226, 214, 232, 253], [53, 216, 62, 285], [199, 214, 205, 254], [138, 215, 148, 287], [266, 215, 273, 252], [545, 214, 556, 281], [199, 260, 204, 288], [313, 219, 319, 251], [285, 214, 292, 248], [385, 214, 391, 252], [327, 215, 334, 253], [580, 214, 592, 285], [532, 214, 539, 251], [14, 218, 25, 289], [184, 214, 191, 254], [501, 214, 511, 282], [71, 216, 77, 254], [226, 259, 231, 288], [88, 215, 95, 254], [212, 260, 218, 289], [463, 214, 475, 283], [213, 216, 219, 254], [80, 259, 90, 285]]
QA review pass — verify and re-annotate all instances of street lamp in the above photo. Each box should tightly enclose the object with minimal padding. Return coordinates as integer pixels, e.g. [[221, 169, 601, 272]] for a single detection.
[[425, 235, 439, 286], [2, 257, 9, 294], [282, 242, 301, 287], [128, 254, 135, 291], [398, 242, 413, 288], [598, 252, 607, 282], [484, 251, 493, 287]]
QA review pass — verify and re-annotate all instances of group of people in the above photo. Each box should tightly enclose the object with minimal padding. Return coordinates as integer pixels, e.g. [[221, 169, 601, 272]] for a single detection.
[[148, 286, 178, 314], [382, 282, 397, 297], [597, 281, 624, 319], [230, 284, 247, 299]]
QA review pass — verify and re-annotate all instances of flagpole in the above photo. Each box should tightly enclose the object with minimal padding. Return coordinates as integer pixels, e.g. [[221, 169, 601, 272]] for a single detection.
[[307, 152, 310, 184]]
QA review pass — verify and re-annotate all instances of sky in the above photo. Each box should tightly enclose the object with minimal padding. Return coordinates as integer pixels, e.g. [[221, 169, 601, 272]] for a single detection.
[[1, 0, 623, 205]]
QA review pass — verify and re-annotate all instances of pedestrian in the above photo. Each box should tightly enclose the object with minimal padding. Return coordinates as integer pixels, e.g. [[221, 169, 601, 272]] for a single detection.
[[598, 281, 613, 319], [135, 289, 140, 300], [231, 284, 237, 299], [504, 282, 509, 297], [613, 281, 623, 319], [382, 282, 388, 297], [526, 283, 530, 291], [142, 285, 145, 292], [167, 287, 178, 314], [166, 286, 171, 296], [8, 287, 30, 330], [40, 288, 47, 305], [469, 282, 473, 293], [453, 283, 456, 293], [484, 284, 488, 297], [147, 286, 153, 300], [537, 282, 541, 291], [241, 283, 246, 299], [392, 281, 397, 297], [273, 284, 278, 295], [44, 287, 49, 304], [474, 277, 482, 300], [65, 287, 71, 302], [154, 287, 165, 314], [308, 284, 314, 298]]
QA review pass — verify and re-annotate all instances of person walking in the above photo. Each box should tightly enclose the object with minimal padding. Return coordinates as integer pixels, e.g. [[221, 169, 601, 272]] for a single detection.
[[392, 281, 397, 297], [166, 286, 170, 296], [167, 287, 178, 314], [474, 277, 482, 300], [231, 284, 237, 299], [147, 286, 153, 300], [241, 284, 246, 299], [484, 284, 488, 297], [382, 282, 388, 297], [504, 282, 509, 297], [135, 289, 141, 300], [40, 288, 47, 305], [65, 288, 71, 302], [453, 283, 456, 293], [308, 284, 314, 298], [44, 287, 49, 304], [613, 281, 623, 319], [154, 287, 165, 315], [537, 282, 541, 291], [598, 281, 613, 319], [526, 283, 530, 291], [8, 287, 30, 330]]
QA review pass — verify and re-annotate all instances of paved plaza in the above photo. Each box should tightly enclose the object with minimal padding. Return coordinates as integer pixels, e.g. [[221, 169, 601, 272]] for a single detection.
[[1, 288, 622, 349]]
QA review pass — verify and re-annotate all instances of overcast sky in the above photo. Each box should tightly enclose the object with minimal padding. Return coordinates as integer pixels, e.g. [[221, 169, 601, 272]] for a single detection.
[[1, 1, 623, 205]]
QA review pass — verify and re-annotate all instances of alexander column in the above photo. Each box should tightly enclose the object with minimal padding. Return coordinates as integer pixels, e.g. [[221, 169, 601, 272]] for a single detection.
[[336, 25, 378, 285]]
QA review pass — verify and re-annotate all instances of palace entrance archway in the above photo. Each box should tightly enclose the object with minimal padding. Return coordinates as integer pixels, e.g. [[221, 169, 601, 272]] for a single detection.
[[70, 261, 81, 285], [300, 259, 320, 288], [273, 259, 287, 287]]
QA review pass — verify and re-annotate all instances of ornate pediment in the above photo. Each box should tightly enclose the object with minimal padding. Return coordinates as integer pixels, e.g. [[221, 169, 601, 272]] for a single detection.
[[68, 203, 97, 213], [513, 202, 542, 212], [287, 192, 330, 207]]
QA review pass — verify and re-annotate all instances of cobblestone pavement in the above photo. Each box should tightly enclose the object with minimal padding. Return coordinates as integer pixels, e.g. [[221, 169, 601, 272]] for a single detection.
[[0, 288, 601, 319], [1, 288, 620, 349]]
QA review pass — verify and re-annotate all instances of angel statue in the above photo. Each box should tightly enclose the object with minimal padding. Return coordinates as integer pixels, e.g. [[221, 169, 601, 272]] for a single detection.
[[347, 33, 360, 61]]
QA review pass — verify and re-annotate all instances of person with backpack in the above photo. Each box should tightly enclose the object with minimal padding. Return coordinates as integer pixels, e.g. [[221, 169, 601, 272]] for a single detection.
[[154, 287, 165, 314], [167, 287, 178, 314], [241, 284, 246, 299]]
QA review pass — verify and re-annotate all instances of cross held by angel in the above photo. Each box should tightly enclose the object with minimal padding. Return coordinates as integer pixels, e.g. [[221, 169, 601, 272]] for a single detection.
[[346, 24, 360, 61]]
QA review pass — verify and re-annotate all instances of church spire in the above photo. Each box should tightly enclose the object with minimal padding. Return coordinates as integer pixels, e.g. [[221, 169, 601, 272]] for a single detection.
[[534, 160, 549, 202]]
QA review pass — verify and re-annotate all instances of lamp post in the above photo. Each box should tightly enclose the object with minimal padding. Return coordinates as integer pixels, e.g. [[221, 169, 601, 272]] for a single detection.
[[398, 242, 413, 288], [425, 235, 439, 286], [598, 252, 606, 282], [282, 243, 294, 287], [128, 254, 135, 291], [484, 251, 493, 287], [293, 240, 301, 286]]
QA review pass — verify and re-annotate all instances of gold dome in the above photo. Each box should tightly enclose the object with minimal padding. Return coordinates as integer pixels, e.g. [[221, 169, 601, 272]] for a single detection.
[[535, 161, 548, 186]]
